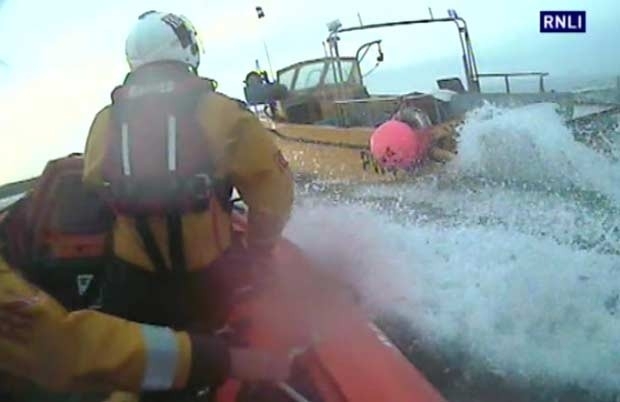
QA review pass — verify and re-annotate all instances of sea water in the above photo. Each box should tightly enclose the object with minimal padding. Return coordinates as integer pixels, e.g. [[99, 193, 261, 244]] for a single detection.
[[285, 102, 620, 400]]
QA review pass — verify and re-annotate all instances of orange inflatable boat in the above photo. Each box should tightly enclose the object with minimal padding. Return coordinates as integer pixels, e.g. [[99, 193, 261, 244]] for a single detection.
[[212, 211, 446, 402]]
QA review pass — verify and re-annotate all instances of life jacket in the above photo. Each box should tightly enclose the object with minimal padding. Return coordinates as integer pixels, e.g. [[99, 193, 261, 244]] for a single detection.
[[101, 64, 233, 274], [0, 154, 114, 310], [103, 66, 219, 216]]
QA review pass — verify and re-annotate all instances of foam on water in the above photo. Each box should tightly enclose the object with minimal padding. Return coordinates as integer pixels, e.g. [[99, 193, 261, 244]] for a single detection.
[[345, 103, 620, 256], [285, 200, 620, 397], [454, 102, 620, 203], [347, 178, 620, 256], [285, 103, 620, 397]]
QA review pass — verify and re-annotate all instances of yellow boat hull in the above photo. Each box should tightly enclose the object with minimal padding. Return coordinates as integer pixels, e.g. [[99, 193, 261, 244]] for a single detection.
[[264, 121, 458, 184]]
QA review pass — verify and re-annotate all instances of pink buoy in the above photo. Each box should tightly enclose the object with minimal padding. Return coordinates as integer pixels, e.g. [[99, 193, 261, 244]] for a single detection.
[[370, 120, 432, 169]]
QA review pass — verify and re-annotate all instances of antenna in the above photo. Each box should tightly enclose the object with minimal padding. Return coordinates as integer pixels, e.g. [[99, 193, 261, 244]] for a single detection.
[[255, 6, 274, 78], [262, 42, 274, 78], [428, 7, 434, 19], [357, 12, 363, 26]]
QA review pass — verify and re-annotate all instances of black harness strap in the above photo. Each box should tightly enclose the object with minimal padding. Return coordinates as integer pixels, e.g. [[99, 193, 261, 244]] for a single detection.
[[135, 214, 168, 273], [167, 212, 186, 273]]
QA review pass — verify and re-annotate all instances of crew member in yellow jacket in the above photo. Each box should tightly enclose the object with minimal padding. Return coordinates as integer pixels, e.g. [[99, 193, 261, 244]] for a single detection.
[[0, 255, 290, 396], [82, 10, 294, 337], [83, 10, 294, 275]]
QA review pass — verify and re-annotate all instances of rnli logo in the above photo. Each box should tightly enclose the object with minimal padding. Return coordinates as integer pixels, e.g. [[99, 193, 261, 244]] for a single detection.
[[540, 11, 586, 33]]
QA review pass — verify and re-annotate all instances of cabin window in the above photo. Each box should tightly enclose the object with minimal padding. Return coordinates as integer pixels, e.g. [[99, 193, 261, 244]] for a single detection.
[[294, 62, 325, 90], [277, 68, 296, 90], [324, 60, 360, 85]]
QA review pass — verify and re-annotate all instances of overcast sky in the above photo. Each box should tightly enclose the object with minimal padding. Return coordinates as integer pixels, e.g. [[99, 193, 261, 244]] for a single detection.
[[0, 0, 618, 184]]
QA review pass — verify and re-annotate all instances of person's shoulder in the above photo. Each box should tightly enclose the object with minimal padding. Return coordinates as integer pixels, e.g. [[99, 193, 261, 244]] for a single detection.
[[91, 103, 113, 125], [203, 89, 251, 113], [197, 90, 255, 130], [86, 102, 114, 139], [94, 83, 123, 118]]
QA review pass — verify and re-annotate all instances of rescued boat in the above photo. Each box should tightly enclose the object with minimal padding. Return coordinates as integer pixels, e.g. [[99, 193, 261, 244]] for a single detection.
[[241, 11, 620, 184]]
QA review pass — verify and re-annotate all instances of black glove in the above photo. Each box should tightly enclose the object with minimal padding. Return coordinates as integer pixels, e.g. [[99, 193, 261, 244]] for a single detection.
[[186, 334, 290, 386]]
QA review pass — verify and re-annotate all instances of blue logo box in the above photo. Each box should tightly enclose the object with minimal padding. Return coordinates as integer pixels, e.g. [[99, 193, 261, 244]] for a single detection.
[[540, 11, 586, 33]]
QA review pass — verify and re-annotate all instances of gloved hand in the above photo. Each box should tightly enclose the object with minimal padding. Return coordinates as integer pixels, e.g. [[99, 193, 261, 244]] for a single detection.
[[229, 226, 275, 270], [188, 335, 291, 387], [229, 348, 291, 382], [245, 244, 274, 270]]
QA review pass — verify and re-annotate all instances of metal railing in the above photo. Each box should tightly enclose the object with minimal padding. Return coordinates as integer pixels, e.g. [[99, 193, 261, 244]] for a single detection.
[[332, 93, 442, 127], [476, 72, 549, 93], [325, 15, 481, 93]]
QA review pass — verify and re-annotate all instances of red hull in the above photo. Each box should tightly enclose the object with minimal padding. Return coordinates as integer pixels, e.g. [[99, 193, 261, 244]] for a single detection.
[[216, 213, 446, 402]]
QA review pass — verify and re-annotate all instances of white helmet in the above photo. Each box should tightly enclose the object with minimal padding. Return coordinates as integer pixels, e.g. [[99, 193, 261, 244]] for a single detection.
[[125, 10, 202, 71]]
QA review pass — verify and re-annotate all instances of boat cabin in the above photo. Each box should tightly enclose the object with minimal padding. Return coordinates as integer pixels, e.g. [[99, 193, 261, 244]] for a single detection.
[[243, 56, 452, 128]]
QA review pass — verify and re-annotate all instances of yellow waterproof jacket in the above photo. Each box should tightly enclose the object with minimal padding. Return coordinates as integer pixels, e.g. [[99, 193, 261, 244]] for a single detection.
[[0, 256, 193, 393], [83, 75, 294, 272]]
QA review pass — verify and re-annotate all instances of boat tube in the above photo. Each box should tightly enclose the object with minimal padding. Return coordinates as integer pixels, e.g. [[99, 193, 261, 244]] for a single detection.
[[215, 211, 446, 401]]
